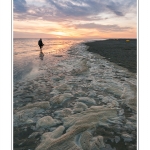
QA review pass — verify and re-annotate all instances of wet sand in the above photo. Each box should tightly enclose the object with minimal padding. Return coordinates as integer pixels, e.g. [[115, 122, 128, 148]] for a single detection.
[[84, 39, 137, 73]]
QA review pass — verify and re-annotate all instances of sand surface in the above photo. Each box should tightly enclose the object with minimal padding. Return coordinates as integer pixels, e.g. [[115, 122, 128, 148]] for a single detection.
[[85, 39, 137, 73]]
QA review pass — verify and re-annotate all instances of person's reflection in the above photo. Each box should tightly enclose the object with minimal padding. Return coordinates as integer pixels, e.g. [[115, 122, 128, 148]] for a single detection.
[[39, 50, 44, 60]]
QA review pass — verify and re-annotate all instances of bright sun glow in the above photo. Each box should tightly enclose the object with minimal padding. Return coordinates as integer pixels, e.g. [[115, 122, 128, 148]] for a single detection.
[[51, 32, 67, 36]]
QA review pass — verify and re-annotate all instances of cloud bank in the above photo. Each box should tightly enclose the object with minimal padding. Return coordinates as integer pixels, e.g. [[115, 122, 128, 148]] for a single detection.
[[13, 0, 137, 38], [14, 0, 137, 20]]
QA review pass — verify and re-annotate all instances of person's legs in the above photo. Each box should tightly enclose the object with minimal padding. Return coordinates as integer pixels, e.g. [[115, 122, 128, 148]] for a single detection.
[[40, 45, 42, 51]]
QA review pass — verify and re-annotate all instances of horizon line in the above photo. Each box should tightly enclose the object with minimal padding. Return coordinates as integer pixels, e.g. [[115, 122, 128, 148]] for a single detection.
[[13, 37, 137, 39]]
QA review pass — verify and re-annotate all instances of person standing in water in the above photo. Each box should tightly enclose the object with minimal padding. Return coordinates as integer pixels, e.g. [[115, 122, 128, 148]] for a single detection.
[[38, 38, 44, 51]]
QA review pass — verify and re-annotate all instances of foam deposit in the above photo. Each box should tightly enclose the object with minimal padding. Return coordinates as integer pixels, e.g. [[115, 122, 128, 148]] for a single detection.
[[14, 43, 137, 150]]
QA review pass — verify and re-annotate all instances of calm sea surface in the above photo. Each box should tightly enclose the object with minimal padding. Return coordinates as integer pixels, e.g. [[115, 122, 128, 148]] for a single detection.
[[13, 38, 83, 82]]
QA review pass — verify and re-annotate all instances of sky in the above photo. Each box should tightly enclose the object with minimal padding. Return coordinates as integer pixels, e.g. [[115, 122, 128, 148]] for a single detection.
[[13, 0, 137, 39]]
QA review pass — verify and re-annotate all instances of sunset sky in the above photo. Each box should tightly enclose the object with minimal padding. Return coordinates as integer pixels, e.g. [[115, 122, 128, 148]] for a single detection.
[[13, 0, 137, 39]]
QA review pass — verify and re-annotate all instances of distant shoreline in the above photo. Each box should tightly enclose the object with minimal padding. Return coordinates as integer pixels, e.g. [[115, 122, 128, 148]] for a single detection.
[[84, 39, 137, 73]]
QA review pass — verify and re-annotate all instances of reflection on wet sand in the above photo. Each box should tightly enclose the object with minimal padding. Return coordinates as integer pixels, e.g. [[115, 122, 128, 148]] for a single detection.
[[39, 51, 44, 60]]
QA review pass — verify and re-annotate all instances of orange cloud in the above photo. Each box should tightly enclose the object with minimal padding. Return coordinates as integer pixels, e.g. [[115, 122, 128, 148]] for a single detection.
[[13, 19, 136, 39]]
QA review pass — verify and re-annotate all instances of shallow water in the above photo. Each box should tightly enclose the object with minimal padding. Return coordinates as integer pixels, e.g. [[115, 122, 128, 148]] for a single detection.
[[13, 38, 83, 82], [13, 39, 137, 150]]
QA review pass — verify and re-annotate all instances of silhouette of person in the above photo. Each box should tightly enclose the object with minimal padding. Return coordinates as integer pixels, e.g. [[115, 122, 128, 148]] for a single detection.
[[39, 51, 44, 60], [38, 38, 44, 51]]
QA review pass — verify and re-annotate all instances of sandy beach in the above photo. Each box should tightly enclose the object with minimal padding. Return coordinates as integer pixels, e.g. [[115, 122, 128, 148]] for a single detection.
[[13, 40, 137, 150], [85, 39, 137, 73]]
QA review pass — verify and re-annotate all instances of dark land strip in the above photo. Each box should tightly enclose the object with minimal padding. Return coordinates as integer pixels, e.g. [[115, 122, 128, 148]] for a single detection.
[[84, 39, 137, 73]]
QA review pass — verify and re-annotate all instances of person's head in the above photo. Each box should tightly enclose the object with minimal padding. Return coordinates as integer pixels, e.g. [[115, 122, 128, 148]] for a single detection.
[[40, 38, 42, 41]]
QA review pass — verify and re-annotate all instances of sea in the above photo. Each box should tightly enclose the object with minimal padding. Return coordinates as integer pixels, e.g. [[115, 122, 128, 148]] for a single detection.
[[13, 38, 84, 82]]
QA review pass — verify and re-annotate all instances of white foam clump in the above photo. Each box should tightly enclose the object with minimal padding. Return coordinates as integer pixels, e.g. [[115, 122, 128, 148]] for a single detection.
[[77, 97, 96, 105], [121, 133, 133, 142], [36, 116, 61, 129], [54, 108, 72, 118], [36, 106, 117, 150], [73, 102, 88, 113], [41, 126, 65, 141], [104, 84, 123, 98], [106, 100, 119, 108], [14, 101, 51, 126], [79, 131, 92, 150], [124, 120, 136, 130], [70, 58, 90, 75], [35, 126, 66, 150], [50, 89, 60, 96], [90, 136, 105, 150], [79, 131, 105, 150], [74, 91, 86, 97], [17, 101, 50, 111], [88, 90, 97, 97], [54, 84, 72, 92], [121, 84, 137, 110], [102, 96, 113, 104], [51, 93, 73, 105], [64, 106, 117, 132]]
